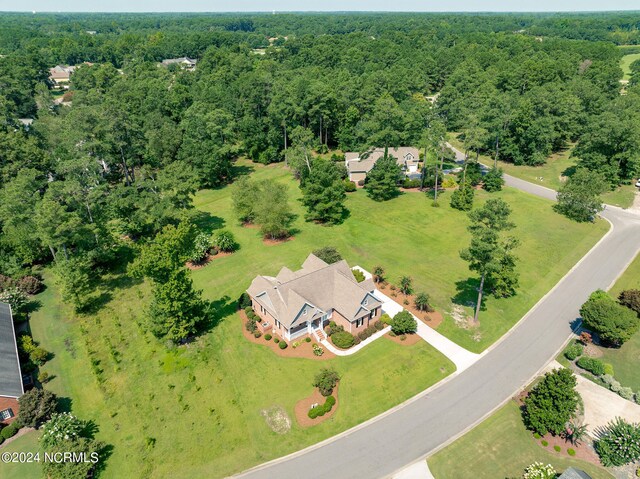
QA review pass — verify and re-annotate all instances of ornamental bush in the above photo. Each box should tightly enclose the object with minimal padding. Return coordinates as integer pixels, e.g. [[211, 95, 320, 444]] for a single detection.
[[278, 341, 287, 350], [245, 320, 257, 334], [374, 320, 384, 331], [580, 290, 640, 346], [308, 394, 337, 419], [1, 423, 18, 440], [190, 232, 212, 263], [18, 388, 58, 428], [305, 337, 311, 343], [313, 368, 340, 396], [312, 344, 324, 356], [576, 356, 605, 376], [414, 292, 434, 312], [391, 310, 417, 335], [16, 275, 43, 295], [351, 268, 365, 283], [331, 331, 355, 349], [238, 293, 252, 310], [564, 342, 584, 361], [619, 289, 640, 315], [214, 230, 238, 252], [522, 462, 557, 479], [264, 334, 272, 341], [343, 180, 356, 192], [379, 313, 393, 325], [40, 412, 85, 449], [568, 448, 576, 456], [595, 417, 640, 466], [523, 368, 579, 436], [254, 331, 262, 339]]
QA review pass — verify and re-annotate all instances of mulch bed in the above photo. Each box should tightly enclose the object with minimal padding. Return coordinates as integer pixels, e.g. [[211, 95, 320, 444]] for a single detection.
[[385, 331, 423, 346], [263, 236, 295, 246], [238, 310, 334, 360], [295, 384, 339, 427], [377, 283, 443, 328], [186, 251, 233, 270]]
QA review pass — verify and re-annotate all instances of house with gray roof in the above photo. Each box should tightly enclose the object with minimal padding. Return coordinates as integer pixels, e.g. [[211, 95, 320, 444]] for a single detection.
[[160, 57, 197, 70], [345, 147, 420, 184], [0, 302, 23, 424], [247, 254, 382, 342], [558, 468, 592, 479]]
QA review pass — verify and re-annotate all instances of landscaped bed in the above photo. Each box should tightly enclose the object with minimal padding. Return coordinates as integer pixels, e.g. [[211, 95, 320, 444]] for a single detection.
[[295, 384, 339, 428]]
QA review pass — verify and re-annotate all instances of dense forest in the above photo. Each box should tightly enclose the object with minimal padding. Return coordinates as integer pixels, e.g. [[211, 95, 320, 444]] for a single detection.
[[0, 11, 639, 300]]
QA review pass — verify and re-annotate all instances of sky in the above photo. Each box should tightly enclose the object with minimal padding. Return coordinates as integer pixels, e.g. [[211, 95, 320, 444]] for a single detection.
[[2, 0, 640, 13]]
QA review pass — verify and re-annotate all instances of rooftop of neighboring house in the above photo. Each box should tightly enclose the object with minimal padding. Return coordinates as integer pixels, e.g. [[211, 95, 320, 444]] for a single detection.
[[345, 147, 419, 173], [558, 468, 592, 479], [247, 254, 380, 329], [0, 302, 24, 399], [49, 64, 77, 80], [161, 57, 197, 66]]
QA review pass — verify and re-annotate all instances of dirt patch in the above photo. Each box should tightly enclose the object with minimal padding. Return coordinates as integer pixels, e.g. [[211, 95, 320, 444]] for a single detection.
[[385, 331, 423, 346], [377, 283, 443, 328], [261, 405, 291, 434], [583, 343, 604, 358], [239, 311, 334, 360], [448, 304, 476, 329], [295, 384, 339, 428], [535, 432, 601, 466], [186, 251, 233, 270], [263, 236, 295, 246]]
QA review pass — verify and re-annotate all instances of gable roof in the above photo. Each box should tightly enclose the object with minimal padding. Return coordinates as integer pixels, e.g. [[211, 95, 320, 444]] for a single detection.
[[0, 303, 23, 398], [161, 57, 197, 66], [345, 147, 419, 174], [247, 254, 382, 328], [558, 468, 592, 479]]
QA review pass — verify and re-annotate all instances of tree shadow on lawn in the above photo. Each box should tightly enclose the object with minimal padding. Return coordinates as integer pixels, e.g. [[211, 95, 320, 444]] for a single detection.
[[199, 295, 236, 335], [192, 210, 226, 234], [452, 278, 487, 312], [231, 162, 255, 178], [561, 165, 577, 179], [56, 396, 73, 413]]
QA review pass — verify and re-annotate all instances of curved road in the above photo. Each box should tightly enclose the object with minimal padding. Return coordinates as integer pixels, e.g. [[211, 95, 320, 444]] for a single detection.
[[236, 172, 640, 479]]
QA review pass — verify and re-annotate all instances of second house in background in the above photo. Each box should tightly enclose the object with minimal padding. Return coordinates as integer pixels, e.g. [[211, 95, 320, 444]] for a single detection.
[[345, 147, 420, 184]]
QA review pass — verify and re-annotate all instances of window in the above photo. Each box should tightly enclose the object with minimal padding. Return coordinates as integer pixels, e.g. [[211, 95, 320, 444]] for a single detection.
[[356, 318, 364, 328], [303, 308, 307, 315], [0, 408, 14, 421], [363, 298, 368, 306]]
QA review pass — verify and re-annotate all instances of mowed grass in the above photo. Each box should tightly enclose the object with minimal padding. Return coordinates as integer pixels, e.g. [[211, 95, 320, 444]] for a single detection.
[[0, 431, 42, 479], [448, 137, 636, 208], [591, 250, 640, 390], [0, 160, 607, 478], [2, 272, 454, 478], [621, 52, 640, 81], [427, 401, 613, 479], [193, 160, 606, 351]]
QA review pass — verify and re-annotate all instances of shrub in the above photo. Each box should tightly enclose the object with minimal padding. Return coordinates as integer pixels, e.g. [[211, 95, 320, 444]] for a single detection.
[[40, 412, 85, 448], [553, 445, 561, 452], [620, 387, 635, 401], [313, 368, 340, 396], [541, 440, 549, 447], [245, 320, 257, 334], [391, 310, 417, 335], [402, 178, 421, 189], [357, 180, 364, 187], [619, 289, 640, 315], [214, 230, 238, 252], [326, 321, 344, 336], [523, 462, 556, 479], [389, 284, 396, 291], [580, 290, 640, 346], [30, 347, 50, 366], [482, 167, 505, 192], [264, 334, 272, 341], [523, 369, 579, 436], [576, 356, 605, 376], [595, 417, 640, 466], [379, 313, 392, 325], [604, 363, 615, 376], [18, 388, 58, 427], [254, 331, 262, 339], [238, 293, 252, 310], [351, 268, 365, 283], [579, 331, 593, 344], [414, 292, 434, 312], [312, 246, 342, 264], [308, 394, 337, 419], [343, 180, 356, 192], [274, 338, 280, 344], [0, 287, 27, 313], [305, 337, 311, 343], [190, 232, 212, 263], [399, 276, 413, 295], [441, 176, 457, 189], [568, 448, 576, 456], [374, 320, 384, 331], [332, 331, 355, 349], [38, 371, 50, 383], [372, 266, 385, 283], [1, 423, 18, 440], [312, 344, 324, 356], [403, 299, 409, 305], [16, 276, 43, 295], [400, 334, 407, 341], [244, 306, 253, 316], [353, 336, 361, 345], [279, 341, 288, 350], [564, 342, 584, 361], [533, 433, 541, 439]]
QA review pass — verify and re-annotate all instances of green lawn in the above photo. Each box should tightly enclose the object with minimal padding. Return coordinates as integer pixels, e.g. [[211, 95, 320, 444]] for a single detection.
[[448, 137, 636, 209], [621, 52, 640, 81], [0, 431, 42, 479], [428, 401, 613, 479], [589, 250, 640, 390], [0, 160, 609, 478]]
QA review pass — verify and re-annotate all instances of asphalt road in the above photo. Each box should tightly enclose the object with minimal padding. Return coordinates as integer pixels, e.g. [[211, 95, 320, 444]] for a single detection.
[[235, 165, 640, 479]]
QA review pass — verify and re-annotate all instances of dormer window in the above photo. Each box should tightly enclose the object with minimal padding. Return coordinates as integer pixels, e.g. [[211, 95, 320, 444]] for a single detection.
[[303, 308, 307, 315], [363, 298, 368, 306]]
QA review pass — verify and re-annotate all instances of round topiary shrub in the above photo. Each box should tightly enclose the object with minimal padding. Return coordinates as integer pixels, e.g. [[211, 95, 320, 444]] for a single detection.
[[1, 423, 18, 440], [264, 334, 272, 341], [541, 440, 549, 447], [331, 331, 355, 349], [279, 341, 288, 350], [274, 338, 280, 344], [305, 337, 311, 343], [554, 445, 561, 452], [564, 342, 584, 361], [567, 448, 576, 456], [533, 433, 541, 439], [391, 310, 417, 335], [254, 331, 262, 339]]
